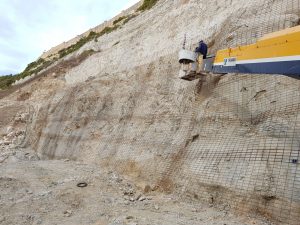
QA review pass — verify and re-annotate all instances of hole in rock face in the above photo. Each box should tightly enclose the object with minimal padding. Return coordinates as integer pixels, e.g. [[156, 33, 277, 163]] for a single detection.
[[292, 159, 298, 164], [262, 195, 276, 201], [191, 134, 199, 142]]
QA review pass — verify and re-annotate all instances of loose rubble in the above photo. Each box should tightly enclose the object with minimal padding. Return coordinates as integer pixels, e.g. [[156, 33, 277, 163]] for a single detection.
[[0, 160, 273, 225]]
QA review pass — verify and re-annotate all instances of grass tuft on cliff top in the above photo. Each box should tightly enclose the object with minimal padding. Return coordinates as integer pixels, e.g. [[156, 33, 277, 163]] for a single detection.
[[0, 58, 55, 90], [0, 75, 15, 90], [113, 16, 127, 25], [137, 0, 159, 11]]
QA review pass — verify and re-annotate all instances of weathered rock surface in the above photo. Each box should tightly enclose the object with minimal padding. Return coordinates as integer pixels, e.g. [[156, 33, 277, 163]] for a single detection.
[[0, 0, 299, 224]]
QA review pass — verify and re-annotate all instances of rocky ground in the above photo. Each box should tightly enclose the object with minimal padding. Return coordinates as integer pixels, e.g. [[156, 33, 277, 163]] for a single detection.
[[0, 157, 273, 225]]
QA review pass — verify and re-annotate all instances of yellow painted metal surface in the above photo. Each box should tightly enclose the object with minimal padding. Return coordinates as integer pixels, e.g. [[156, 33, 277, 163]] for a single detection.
[[259, 25, 300, 41], [214, 25, 300, 64]]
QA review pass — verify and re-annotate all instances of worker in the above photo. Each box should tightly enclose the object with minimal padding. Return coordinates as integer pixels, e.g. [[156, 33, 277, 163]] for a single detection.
[[194, 40, 208, 72], [195, 40, 208, 59]]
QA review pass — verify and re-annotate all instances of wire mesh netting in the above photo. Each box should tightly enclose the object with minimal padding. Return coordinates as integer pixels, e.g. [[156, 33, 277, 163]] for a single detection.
[[213, 0, 300, 52], [97, 1, 300, 221], [93, 70, 300, 224], [154, 74, 300, 225]]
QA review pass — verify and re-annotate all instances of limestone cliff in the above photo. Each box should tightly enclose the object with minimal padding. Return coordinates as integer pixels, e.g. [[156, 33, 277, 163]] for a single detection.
[[0, 0, 299, 224]]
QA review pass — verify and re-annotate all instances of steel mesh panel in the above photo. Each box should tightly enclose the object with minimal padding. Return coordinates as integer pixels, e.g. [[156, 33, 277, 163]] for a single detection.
[[212, 0, 300, 52], [86, 1, 300, 223], [96, 71, 300, 224]]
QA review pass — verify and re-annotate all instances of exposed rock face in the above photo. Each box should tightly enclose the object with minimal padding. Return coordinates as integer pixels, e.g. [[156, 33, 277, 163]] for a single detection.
[[1, 0, 300, 224]]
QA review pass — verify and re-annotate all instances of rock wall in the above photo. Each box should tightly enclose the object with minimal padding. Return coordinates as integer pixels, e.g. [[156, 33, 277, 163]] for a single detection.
[[3, 0, 300, 224]]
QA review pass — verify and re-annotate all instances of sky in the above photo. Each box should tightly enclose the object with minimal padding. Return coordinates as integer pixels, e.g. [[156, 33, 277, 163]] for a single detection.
[[0, 0, 140, 75]]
